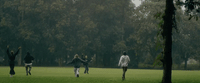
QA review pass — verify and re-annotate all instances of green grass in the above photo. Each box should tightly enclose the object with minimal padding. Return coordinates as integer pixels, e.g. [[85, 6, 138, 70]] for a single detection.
[[0, 67, 199, 83]]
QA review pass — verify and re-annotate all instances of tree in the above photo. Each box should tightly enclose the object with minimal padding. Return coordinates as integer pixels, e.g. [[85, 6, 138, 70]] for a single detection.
[[161, 0, 175, 82], [161, 0, 200, 82]]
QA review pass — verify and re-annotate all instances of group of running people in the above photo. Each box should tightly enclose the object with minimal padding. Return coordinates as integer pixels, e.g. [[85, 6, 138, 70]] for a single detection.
[[6, 45, 34, 77], [6, 45, 130, 80], [67, 54, 92, 77]]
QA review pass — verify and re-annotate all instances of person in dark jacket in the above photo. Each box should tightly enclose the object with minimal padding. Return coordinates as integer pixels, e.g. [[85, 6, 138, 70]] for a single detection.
[[82, 55, 92, 74], [24, 52, 34, 76], [67, 54, 86, 77], [6, 45, 21, 77]]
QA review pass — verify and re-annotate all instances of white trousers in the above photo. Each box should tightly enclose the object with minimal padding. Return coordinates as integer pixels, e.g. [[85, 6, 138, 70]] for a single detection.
[[25, 63, 32, 66], [74, 68, 80, 77]]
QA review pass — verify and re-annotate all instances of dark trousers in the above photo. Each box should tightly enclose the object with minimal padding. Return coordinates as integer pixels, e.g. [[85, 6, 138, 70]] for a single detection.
[[84, 65, 89, 73], [122, 67, 128, 77], [25, 65, 32, 74], [9, 64, 15, 75]]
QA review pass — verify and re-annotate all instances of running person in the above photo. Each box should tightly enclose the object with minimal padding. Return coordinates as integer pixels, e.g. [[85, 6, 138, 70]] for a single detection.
[[6, 45, 21, 77], [83, 55, 92, 74], [118, 51, 130, 80], [67, 54, 86, 77], [24, 52, 34, 76]]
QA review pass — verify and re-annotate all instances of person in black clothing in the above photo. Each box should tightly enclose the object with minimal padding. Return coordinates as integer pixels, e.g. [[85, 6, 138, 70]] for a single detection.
[[24, 52, 34, 76], [67, 54, 86, 77], [83, 55, 92, 74], [6, 45, 21, 77]]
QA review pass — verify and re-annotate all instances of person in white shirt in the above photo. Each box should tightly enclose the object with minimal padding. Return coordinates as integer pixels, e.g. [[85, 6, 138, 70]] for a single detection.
[[118, 51, 130, 80]]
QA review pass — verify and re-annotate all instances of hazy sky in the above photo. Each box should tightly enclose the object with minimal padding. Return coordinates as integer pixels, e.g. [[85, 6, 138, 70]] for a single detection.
[[131, 0, 142, 7]]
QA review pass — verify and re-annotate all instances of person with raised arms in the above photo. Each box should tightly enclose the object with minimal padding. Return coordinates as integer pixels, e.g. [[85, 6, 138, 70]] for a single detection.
[[6, 45, 21, 77]]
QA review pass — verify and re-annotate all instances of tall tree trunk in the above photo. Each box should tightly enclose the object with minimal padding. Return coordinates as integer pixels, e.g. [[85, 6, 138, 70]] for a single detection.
[[184, 58, 187, 70], [134, 55, 139, 68], [162, 0, 175, 83], [184, 54, 188, 70], [178, 63, 181, 69], [103, 53, 109, 67], [134, 51, 139, 68]]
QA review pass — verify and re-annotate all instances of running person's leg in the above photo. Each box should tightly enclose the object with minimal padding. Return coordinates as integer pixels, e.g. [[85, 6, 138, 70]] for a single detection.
[[122, 67, 127, 80], [84, 65, 86, 74], [74, 68, 77, 77], [124, 67, 127, 72], [28, 65, 32, 75], [25, 65, 29, 75], [86, 65, 89, 74], [9, 64, 15, 77], [122, 67, 125, 80], [76, 68, 80, 77]]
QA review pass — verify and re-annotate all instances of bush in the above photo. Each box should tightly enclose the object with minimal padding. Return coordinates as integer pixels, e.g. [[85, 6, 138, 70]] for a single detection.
[[178, 63, 200, 70], [136, 63, 200, 70], [138, 63, 152, 69], [186, 64, 200, 70]]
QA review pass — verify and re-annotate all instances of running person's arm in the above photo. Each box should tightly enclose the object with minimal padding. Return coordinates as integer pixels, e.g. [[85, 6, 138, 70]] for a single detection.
[[6, 46, 11, 57], [127, 56, 130, 63], [31, 56, 34, 60], [67, 59, 75, 64], [89, 59, 92, 63], [90, 57, 94, 62], [14, 47, 21, 56], [14, 49, 19, 56], [118, 56, 122, 66], [79, 58, 86, 63], [31, 56, 34, 63]]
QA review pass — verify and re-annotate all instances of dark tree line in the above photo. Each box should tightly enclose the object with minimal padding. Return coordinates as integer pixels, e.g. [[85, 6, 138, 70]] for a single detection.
[[0, 1, 200, 81]]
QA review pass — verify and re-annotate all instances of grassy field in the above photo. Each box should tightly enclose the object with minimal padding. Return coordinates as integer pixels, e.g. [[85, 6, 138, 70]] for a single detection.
[[0, 67, 199, 83]]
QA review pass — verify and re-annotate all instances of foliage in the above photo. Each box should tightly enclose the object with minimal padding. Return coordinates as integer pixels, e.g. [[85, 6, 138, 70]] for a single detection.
[[0, 0, 200, 69]]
